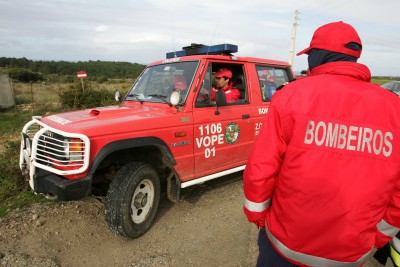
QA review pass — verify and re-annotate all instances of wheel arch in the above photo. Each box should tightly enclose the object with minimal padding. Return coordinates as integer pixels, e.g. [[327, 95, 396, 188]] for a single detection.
[[88, 136, 176, 176], [89, 136, 181, 203]]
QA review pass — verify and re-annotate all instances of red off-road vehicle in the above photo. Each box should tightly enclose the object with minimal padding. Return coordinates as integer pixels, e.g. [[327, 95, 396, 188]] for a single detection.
[[19, 44, 294, 238]]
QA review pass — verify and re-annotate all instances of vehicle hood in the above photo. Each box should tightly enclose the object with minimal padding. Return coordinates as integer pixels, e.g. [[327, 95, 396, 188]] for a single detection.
[[40, 104, 183, 137]]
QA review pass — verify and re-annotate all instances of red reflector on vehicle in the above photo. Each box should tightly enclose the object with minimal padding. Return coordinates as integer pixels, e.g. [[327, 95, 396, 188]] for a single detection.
[[175, 132, 186, 137]]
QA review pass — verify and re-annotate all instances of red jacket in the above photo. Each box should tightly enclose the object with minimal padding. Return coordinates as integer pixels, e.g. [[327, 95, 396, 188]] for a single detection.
[[244, 61, 400, 267], [211, 84, 240, 102]]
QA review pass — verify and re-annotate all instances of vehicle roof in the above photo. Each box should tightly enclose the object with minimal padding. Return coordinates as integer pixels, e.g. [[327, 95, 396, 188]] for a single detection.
[[148, 54, 290, 68]]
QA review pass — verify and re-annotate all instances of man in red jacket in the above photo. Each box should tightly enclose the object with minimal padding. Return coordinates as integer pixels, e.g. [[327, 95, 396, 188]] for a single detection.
[[243, 21, 400, 267], [211, 68, 240, 102]]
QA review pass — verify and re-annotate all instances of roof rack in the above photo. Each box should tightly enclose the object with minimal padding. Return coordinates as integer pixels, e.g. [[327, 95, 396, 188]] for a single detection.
[[166, 43, 238, 59]]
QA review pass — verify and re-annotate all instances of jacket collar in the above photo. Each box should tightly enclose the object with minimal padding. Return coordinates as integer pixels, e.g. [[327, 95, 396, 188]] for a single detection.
[[310, 61, 371, 82]]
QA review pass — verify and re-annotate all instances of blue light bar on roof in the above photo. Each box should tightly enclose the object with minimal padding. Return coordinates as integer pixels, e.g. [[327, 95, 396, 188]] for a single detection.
[[166, 43, 238, 59]]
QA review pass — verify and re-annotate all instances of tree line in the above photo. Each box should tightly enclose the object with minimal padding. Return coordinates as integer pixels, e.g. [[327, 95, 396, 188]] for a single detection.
[[0, 57, 146, 82]]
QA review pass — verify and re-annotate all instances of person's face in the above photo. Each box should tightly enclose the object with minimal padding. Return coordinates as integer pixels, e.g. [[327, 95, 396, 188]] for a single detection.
[[215, 76, 229, 89]]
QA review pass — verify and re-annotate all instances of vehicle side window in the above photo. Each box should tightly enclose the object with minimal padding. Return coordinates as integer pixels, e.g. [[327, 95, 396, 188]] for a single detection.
[[256, 66, 290, 101], [196, 63, 248, 107]]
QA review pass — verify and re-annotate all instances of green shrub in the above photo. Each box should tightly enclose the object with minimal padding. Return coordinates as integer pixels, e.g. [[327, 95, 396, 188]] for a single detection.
[[8, 68, 43, 82], [106, 79, 128, 84], [59, 75, 75, 83], [59, 80, 117, 109], [97, 76, 108, 83]]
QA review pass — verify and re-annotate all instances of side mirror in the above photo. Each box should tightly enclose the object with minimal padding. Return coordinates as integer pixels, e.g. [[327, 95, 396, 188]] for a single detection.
[[216, 90, 227, 106], [170, 90, 181, 106], [215, 90, 227, 115]]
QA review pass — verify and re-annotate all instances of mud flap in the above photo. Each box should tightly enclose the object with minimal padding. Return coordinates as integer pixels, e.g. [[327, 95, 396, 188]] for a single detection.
[[167, 171, 180, 203]]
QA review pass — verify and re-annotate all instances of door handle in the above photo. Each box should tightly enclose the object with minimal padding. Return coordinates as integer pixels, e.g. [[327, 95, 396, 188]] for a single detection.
[[242, 114, 250, 119]]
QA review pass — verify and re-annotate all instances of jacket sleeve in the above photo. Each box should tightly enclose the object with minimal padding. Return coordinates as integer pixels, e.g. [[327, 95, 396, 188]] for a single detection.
[[375, 177, 400, 247], [243, 94, 287, 227]]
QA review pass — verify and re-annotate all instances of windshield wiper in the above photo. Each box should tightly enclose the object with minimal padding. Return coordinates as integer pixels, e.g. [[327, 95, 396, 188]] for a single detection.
[[126, 94, 143, 104], [148, 94, 172, 107]]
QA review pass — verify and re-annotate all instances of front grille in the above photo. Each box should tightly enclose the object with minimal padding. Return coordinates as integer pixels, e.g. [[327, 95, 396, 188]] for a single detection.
[[36, 131, 85, 167], [20, 117, 90, 176]]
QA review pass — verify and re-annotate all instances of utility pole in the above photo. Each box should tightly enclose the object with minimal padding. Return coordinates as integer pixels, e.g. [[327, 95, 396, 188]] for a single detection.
[[288, 10, 299, 68]]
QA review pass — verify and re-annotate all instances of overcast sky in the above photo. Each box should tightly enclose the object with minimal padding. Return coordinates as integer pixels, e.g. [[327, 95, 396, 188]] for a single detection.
[[1, 0, 399, 76]]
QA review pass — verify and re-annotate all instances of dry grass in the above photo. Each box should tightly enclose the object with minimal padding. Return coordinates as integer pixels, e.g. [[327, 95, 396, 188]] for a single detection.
[[13, 82, 63, 110], [11, 79, 134, 112]]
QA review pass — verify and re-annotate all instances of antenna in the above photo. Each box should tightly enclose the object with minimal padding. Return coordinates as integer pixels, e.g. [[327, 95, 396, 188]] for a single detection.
[[207, 17, 221, 55], [288, 10, 300, 67], [171, 16, 177, 57]]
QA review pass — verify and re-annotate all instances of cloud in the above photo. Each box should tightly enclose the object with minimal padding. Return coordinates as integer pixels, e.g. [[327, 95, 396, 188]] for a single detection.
[[95, 25, 109, 32], [1, 0, 400, 75]]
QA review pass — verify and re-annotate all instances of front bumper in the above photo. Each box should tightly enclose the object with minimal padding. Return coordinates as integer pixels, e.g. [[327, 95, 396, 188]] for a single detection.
[[34, 168, 91, 201]]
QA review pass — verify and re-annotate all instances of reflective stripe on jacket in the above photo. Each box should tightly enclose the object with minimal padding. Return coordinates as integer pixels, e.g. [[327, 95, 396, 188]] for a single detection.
[[391, 233, 400, 266], [243, 61, 400, 266]]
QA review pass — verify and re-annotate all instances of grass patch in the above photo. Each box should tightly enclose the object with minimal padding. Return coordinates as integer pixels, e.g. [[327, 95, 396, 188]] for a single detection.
[[0, 141, 26, 198], [371, 77, 398, 85], [13, 82, 62, 105], [0, 111, 33, 137], [0, 139, 50, 217], [0, 191, 47, 217]]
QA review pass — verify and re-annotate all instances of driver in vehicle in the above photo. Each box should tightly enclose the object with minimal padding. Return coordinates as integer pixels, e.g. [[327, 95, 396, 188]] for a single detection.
[[173, 74, 188, 90], [211, 68, 240, 102]]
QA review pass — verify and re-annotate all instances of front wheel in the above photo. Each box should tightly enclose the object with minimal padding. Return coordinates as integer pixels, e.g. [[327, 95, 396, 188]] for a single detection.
[[105, 162, 160, 239]]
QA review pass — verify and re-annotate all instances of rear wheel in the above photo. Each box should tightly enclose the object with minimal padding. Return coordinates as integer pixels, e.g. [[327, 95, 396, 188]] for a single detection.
[[105, 162, 160, 238]]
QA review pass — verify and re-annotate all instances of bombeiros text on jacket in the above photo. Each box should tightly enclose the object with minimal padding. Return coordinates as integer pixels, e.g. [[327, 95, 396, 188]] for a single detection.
[[304, 119, 393, 157]]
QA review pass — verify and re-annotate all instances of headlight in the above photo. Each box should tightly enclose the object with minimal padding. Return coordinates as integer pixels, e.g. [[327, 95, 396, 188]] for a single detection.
[[64, 138, 84, 161]]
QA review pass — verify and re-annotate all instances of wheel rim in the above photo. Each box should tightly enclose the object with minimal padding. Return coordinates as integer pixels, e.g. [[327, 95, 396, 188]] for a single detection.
[[130, 178, 155, 224]]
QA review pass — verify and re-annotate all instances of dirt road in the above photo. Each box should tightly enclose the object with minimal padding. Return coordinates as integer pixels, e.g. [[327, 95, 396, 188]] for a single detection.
[[0, 173, 392, 267], [0, 173, 259, 267]]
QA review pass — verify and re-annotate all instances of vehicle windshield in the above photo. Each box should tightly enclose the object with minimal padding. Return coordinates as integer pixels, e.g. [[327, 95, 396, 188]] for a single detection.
[[126, 61, 199, 104]]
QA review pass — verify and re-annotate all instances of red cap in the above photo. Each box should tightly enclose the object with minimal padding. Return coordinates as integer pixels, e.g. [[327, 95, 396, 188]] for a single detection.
[[213, 68, 232, 78], [296, 21, 362, 58], [174, 75, 187, 90]]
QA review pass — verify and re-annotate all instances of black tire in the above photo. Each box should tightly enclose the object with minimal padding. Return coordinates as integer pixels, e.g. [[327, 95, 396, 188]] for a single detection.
[[105, 162, 160, 239]]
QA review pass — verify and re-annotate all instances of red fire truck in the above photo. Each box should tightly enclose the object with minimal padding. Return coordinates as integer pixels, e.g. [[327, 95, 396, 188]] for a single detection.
[[19, 43, 294, 238]]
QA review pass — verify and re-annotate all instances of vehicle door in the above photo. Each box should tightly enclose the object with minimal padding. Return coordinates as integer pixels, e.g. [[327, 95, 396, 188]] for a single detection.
[[252, 65, 292, 136], [192, 62, 254, 176]]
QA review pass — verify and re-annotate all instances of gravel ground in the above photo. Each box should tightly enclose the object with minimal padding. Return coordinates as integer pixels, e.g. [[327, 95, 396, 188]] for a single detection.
[[0, 173, 394, 267]]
